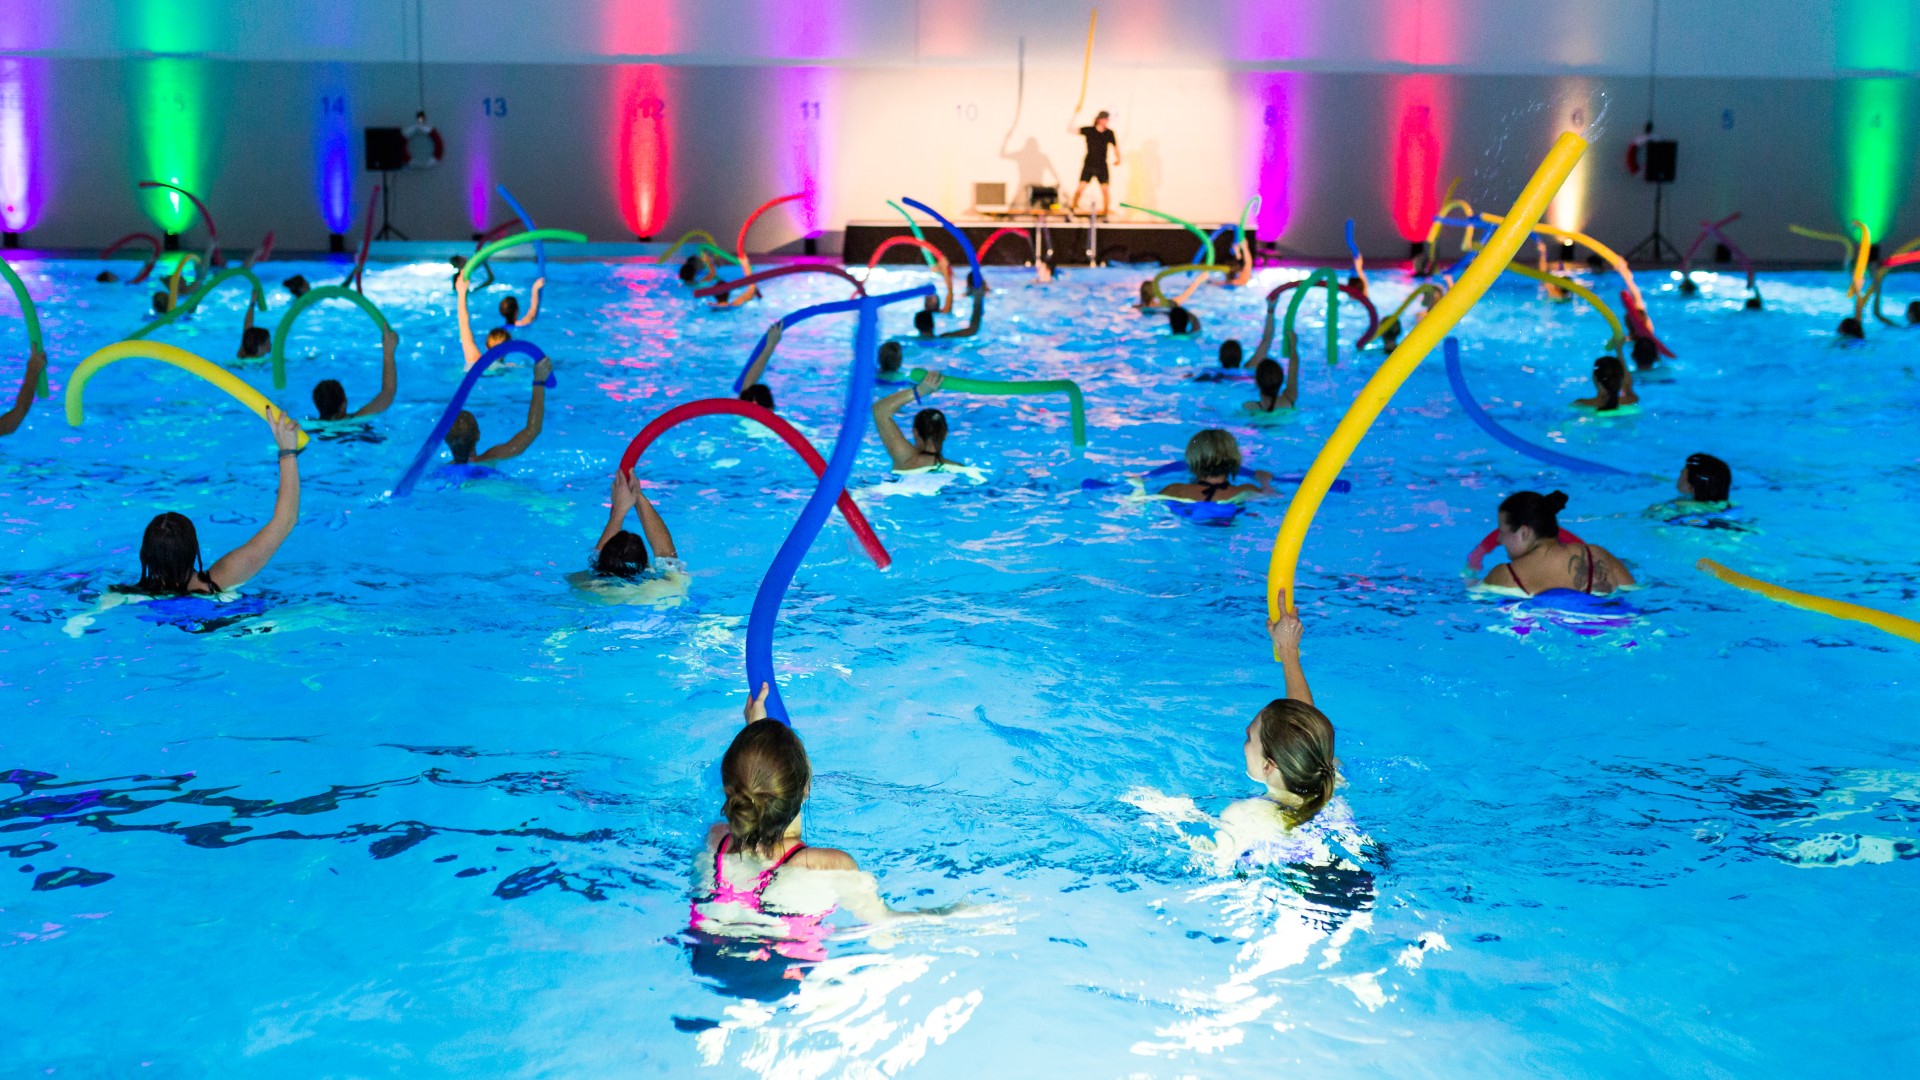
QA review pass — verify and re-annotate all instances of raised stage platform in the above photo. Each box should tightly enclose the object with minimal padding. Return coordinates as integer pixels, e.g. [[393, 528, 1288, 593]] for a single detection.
[[843, 217, 1252, 268]]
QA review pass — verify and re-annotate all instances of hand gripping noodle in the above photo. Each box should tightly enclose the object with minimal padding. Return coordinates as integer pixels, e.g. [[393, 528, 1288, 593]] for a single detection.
[[906, 366, 1086, 446], [1265, 131, 1588, 631], [66, 341, 309, 450]]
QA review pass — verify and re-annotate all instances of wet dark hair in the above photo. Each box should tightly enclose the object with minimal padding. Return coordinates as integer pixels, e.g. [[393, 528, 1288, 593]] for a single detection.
[[1744, 294, 1763, 311], [499, 295, 521, 324], [878, 340, 904, 373], [722, 720, 812, 858], [446, 410, 480, 464], [678, 256, 699, 283], [1678, 275, 1699, 296], [1593, 355, 1626, 411], [95, 270, 119, 283], [448, 254, 467, 269], [152, 292, 171, 314], [485, 327, 511, 348], [1499, 490, 1569, 540], [312, 379, 348, 421], [1218, 339, 1244, 368], [1630, 336, 1658, 370], [739, 384, 774, 411], [1838, 316, 1865, 339], [1253, 358, 1285, 407], [133, 512, 204, 595], [596, 530, 650, 579], [1345, 274, 1364, 293], [1381, 321, 1401, 350], [913, 310, 935, 336], [1138, 281, 1155, 306], [912, 408, 948, 463], [1684, 452, 1732, 503], [1253, 698, 1337, 826], [1906, 300, 1920, 325], [1168, 306, 1194, 335], [239, 326, 272, 358], [283, 274, 311, 298]]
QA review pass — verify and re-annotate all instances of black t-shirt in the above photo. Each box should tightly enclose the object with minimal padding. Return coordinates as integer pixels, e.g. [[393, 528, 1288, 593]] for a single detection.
[[1079, 126, 1117, 165]]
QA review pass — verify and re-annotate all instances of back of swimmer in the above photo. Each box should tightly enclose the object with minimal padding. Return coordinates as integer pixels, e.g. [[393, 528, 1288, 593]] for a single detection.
[[443, 357, 552, 465], [1573, 355, 1636, 411], [1650, 452, 1733, 520], [1168, 305, 1201, 337], [1242, 357, 1299, 414], [592, 469, 682, 581], [311, 328, 400, 421], [877, 340, 907, 382], [1477, 490, 1633, 597], [739, 384, 775, 412], [1157, 429, 1272, 501], [873, 369, 957, 470]]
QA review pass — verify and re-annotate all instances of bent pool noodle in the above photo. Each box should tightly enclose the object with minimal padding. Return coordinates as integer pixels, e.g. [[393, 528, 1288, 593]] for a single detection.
[[731, 283, 935, 393], [1120, 202, 1213, 267], [138, 180, 220, 264], [66, 341, 308, 450], [391, 340, 552, 498], [1152, 263, 1229, 307], [976, 227, 1034, 265], [125, 267, 267, 343], [103, 232, 163, 284], [1504, 263, 1627, 352], [865, 236, 954, 312], [695, 264, 866, 302], [270, 286, 393, 390], [1237, 196, 1261, 256], [906, 366, 1086, 447], [746, 283, 934, 723], [0, 254, 48, 397], [1699, 558, 1920, 644], [617, 399, 890, 569], [1198, 224, 1234, 265], [457, 229, 587, 287], [1682, 211, 1741, 275], [1267, 131, 1588, 623], [495, 185, 544, 277], [345, 185, 380, 291], [1281, 269, 1342, 365], [1443, 338, 1627, 475], [658, 230, 742, 267], [887, 201, 941, 273], [902, 197, 984, 290], [1344, 219, 1361, 262]]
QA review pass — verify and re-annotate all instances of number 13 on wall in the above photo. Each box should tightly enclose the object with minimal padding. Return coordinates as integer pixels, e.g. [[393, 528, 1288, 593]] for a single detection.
[[482, 96, 508, 117]]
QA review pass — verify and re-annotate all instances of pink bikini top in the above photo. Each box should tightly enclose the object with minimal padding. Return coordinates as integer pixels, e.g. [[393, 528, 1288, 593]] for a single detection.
[[690, 833, 834, 961]]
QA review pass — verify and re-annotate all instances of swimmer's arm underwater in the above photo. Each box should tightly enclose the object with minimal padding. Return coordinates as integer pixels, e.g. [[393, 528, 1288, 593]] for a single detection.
[[475, 358, 550, 463], [0, 349, 45, 436], [205, 408, 303, 591], [514, 277, 544, 327], [351, 329, 400, 419]]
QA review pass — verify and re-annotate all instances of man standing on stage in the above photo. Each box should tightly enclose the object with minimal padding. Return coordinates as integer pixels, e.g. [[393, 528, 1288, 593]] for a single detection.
[[1067, 110, 1120, 218]]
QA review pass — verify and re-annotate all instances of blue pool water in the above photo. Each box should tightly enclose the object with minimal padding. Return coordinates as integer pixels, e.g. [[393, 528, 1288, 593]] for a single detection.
[[2, 258, 1917, 1076]]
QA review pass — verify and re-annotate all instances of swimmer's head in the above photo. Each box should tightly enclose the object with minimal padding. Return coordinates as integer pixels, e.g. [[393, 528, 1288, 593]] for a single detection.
[[1592, 355, 1626, 411], [1093, 110, 1110, 130], [135, 511, 203, 595], [922, 294, 939, 311], [1838, 316, 1865, 339], [1497, 489, 1569, 554], [1254, 358, 1285, 401], [1907, 300, 1920, 325], [1680, 452, 1732, 503], [1630, 337, 1658, 370], [721, 718, 812, 858], [1218, 339, 1244, 369], [1381, 321, 1401, 350], [499, 295, 520, 324], [1244, 698, 1337, 826], [1138, 281, 1155, 306], [283, 274, 311, 298], [596, 529, 650, 579], [446, 410, 481, 464], [448, 254, 467, 270], [485, 327, 512, 349], [1168, 306, 1195, 335], [95, 270, 119, 283], [913, 310, 935, 337], [912, 408, 948, 456], [1345, 274, 1364, 293], [1678, 275, 1699, 296], [1744, 294, 1763, 311], [239, 326, 271, 359], [1184, 428, 1241, 481], [678, 256, 699, 283], [151, 292, 171, 315], [312, 379, 349, 421], [739, 384, 775, 412], [878, 340, 904, 373]]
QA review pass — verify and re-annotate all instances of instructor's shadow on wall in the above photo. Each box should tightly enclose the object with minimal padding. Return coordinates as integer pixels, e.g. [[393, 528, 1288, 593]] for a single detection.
[[999, 137, 1059, 201]]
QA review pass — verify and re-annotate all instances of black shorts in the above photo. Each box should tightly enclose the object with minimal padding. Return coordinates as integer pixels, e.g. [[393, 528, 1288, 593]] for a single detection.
[[1080, 160, 1110, 184]]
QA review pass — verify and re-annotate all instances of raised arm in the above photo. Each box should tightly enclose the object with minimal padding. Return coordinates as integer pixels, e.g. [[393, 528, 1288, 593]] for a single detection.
[[455, 274, 481, 366], [739, 320, 784, 390], [0, 349, 45, 436], [1267, 612, 1314, 706], [206, 409, 303, 591], [515, 276, 545, 327], [595, 470, 639, 552], [941, 291, 985, 338], [1280, 335, 1302, 408], [1248, 292, 1281, 365], [235, 300, 257, 358], [634, 481, 677, 561], [870, 371, 940, 469], [352, 329, 399, 418], [476, 358, 550, 462]]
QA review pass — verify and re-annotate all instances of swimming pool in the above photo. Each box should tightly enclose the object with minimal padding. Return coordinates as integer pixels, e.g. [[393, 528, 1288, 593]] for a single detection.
[[2, 258, 1915, 1076]]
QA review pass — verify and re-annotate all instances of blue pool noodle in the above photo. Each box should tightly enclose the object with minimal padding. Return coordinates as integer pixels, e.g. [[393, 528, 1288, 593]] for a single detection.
[[1444, 337, 1628, 475], [1343, 218, 1360, 261], [495, 185, 544, 277], [744, 284, 935, 724], [902, 197, 983, 290], [392, 340, 554, 497], [731, 291, 890, 394], [1198, 223, 1234, 264]]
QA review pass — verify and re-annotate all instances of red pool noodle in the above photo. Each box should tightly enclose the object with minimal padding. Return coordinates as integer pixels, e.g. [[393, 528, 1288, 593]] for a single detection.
[[347, 185, 380, 291], [102, 232, 162, 283], [1885, 251, 1920, 270], [975, 227, 1034, 264], [137, 181, 220, 264], [253, 231, 275, 265], [866, 236, 953, 310], [694, 264, 866, 301], [618, 398, 891, 570], [733, 193, 805, 303]]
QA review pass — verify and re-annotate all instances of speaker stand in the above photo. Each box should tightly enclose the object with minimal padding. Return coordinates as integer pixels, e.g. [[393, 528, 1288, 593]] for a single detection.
[[373, 171, 408, 241], [1625, 182, 1682, 264]]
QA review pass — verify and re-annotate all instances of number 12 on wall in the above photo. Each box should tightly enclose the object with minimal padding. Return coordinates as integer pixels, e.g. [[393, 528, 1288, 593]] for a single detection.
[[483, 96, 508, 117]]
